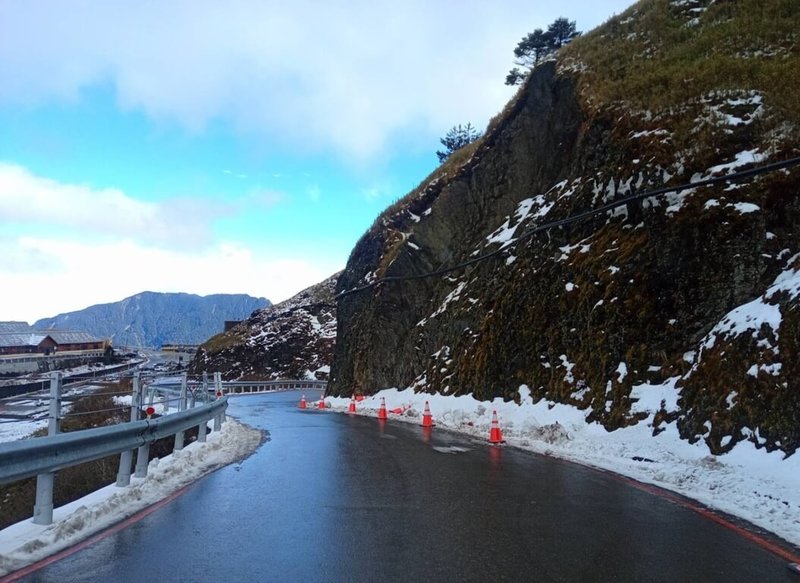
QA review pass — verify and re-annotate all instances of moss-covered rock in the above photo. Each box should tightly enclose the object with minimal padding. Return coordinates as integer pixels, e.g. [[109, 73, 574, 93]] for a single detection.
[[329, 0, 800, 456]]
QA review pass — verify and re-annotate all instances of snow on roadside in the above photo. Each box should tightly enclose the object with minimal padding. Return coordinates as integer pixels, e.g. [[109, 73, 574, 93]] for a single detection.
[[0, 418, 262, 577], [324, 386, 800, 547], [0, 418, 47, 444]]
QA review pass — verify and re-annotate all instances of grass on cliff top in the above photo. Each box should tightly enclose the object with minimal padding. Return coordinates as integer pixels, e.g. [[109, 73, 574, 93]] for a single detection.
[[370, 0, 799, 240], [563, 0, 800, 122]]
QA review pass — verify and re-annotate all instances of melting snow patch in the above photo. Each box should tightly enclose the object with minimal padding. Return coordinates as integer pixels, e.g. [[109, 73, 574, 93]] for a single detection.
[[702, 297, 781, 351], [700, 263, 800, 351], [665, 191, 691, 214], [630, 128, 670, 139], [430, 282, 467, 318], [747, 363, 782, 377], [770, 261, 800, 298], [572, 382, 591, 400], [616, 362, 628, 382], [486, 196, 548, 248], [559, 355, 576, 383], [732, 202, 760, 214], [707, 149, 761, 176], [486, 219, 517, 247], [558, 243, 579, 261], [630, 377, 680, 414]]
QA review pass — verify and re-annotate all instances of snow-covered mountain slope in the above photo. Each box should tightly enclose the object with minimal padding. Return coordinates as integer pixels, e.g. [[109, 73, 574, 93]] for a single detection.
[[188, 274, 338, 380]]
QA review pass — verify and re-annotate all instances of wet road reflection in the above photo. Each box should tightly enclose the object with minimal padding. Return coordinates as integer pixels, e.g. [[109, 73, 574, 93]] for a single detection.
[[21, 391, 794, 582]]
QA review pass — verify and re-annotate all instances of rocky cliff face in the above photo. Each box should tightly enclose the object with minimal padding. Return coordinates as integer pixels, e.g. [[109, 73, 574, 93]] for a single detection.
[[189, 274, 338, 380], [330, 0, 800, 456], [34, 292, 269, 348]]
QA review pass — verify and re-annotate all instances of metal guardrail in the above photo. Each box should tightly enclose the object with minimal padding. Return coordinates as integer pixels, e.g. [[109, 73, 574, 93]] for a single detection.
[[0, 371, 229, 526], [0, 399, 227, 484], [0, 360, 144, 399], [0, 372, 320, 527], [150, 378, 327, 394]]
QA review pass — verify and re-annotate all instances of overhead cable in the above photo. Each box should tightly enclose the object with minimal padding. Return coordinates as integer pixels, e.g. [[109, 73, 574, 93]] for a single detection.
[[336, 155, 800, 299]]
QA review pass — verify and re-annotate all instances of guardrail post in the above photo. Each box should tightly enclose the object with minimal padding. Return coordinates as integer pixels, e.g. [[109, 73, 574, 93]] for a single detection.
[[174, 374, 187, 451], [180, 373, 188, 411], [134, 373, 150, 478], [32, 372, 62, 525], [46, 372, 62, 435], [192, 378, 208, 443], [115, 373, 139, 487], [202, 372, 209, 404], [213, 373, 224, 432]]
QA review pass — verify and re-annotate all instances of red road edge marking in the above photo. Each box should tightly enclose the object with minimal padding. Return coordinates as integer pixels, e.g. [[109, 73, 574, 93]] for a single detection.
[[0, 481, 196, 583], [613, 473, 800, 565]]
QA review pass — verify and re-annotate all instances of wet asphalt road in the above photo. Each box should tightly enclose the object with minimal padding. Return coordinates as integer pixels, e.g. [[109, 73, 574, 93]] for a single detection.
[[20, 391, 797, 582]]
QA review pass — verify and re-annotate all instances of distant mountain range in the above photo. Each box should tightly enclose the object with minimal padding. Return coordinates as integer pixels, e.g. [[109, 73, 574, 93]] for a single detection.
[[34, 292, 270, 348]]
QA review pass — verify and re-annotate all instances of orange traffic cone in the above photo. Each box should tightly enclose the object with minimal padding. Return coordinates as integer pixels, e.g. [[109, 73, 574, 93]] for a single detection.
[[348, 395, 356, 413], [318, 396, 326, 409], [299, 395, 307, 409], [421, 401, 435, 427], [377, 397, 388, 420], [489, 410, 504, 444]]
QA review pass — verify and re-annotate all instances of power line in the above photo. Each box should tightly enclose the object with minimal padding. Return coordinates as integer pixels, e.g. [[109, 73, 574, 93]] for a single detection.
[[336, 155, 800, 299]]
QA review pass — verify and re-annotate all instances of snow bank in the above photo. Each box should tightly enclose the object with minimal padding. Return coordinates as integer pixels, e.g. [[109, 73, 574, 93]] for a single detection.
[[0, 418, 262, 576], [324, 387, 800, 546]]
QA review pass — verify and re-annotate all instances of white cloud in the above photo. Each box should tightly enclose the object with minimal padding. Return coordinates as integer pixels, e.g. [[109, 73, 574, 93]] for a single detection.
[[0, 164, 326, 323], [0, 162, 229, 248], [0, 0, 633, 161], [0, 236, 339, 323]]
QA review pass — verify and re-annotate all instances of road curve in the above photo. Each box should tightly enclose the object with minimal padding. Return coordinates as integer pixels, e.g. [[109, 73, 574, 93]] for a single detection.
[[17, 391, 796, 582]]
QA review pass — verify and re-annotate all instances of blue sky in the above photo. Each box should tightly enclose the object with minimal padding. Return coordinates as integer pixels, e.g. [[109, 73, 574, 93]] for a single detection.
[[0, 0, 634, 323]]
